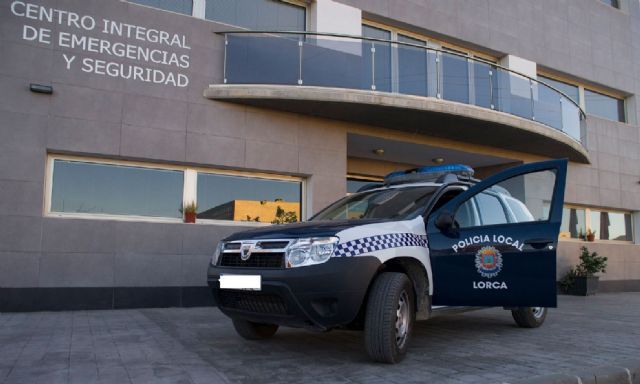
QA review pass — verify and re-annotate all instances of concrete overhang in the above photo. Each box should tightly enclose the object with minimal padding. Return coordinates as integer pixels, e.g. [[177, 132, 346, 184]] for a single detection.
[[204, 85, 590, 164]]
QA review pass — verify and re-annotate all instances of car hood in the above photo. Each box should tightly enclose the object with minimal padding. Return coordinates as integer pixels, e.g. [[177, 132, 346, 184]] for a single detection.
[[223, 218, 390, 241]]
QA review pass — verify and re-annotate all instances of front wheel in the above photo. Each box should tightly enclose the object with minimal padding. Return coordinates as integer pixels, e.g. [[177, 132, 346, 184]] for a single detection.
[[232, 318, 279, 340], [364, 272, 415, 364], [511, 307, 547, 328]]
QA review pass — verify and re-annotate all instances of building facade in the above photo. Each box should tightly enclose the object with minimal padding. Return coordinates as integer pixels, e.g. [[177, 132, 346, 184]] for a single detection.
[[1, 0, 639, 311]]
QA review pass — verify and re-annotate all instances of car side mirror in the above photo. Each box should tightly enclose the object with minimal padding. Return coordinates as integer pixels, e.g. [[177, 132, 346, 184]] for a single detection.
[[435, 211, 454, 231]]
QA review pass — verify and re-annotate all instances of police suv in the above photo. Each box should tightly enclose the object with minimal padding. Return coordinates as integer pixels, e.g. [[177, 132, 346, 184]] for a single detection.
[[207, 160, 567, 363]]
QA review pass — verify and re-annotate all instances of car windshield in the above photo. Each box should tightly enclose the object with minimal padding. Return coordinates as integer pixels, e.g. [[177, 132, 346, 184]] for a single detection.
[[312, 186, 438, 221]]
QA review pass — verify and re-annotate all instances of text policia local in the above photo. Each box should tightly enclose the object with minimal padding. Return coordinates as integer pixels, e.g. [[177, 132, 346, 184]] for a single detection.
[[10, 1, 190, 87]]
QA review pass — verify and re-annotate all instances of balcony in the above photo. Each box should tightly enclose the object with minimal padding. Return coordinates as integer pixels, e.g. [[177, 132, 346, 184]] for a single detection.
[[205, 32, 589, 163]]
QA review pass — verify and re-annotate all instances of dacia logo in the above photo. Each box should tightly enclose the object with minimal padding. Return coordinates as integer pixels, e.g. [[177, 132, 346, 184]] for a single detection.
[[240, 244, 254, 261]]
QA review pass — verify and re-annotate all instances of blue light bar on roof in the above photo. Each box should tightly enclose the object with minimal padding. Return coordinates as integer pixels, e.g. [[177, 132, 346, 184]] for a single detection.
[[384, 164, 474, 185], [416, 164, 474, 176]]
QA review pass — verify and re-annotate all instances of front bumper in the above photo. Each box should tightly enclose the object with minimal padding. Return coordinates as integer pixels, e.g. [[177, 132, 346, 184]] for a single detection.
[[207, 256, 380, 330]]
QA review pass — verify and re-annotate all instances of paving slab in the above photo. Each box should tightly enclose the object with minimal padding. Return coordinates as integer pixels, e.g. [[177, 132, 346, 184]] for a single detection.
[[1, 293, 639, 384]]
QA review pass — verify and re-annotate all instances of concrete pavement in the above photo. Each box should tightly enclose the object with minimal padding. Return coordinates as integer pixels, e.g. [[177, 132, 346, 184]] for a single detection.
[[1, 293, 638, 384]]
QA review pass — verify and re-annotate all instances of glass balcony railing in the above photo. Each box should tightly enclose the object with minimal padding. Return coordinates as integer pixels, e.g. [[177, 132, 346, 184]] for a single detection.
[[219, 31, 587, 145]]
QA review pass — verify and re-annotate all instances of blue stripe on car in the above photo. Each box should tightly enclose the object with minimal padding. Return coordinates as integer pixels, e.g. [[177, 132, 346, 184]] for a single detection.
[[334, 233, 428, 257]]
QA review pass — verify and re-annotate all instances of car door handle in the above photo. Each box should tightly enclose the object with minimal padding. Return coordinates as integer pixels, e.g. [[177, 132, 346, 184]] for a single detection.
[[524, 238, 554, 249]]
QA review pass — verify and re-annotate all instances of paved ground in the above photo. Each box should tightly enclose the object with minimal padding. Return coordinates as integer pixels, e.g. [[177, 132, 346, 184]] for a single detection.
[[1, 293, 638, 384]]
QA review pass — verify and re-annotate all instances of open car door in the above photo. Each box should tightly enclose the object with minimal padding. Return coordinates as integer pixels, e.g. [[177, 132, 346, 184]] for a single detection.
[[426, 159, 567, 307]]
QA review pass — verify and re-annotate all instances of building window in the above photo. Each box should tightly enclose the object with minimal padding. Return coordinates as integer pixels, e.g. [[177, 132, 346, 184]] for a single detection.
[[197, 172, 302, 223], [590, 210, 633, 241], [441, 47, 470, 104], [560, 207, 587, 239], [47, 156, 305, 223], [129, 0, 193, 15], [584, 89, 626, 122], [560, 205, 633, 242], [397, 34, 429, 97], [362, 24, 392, 92], [205, 0, 306, 31], [538, 75, 579, 104], [50, 159, 184, 219], [599, 0, 620, 8]]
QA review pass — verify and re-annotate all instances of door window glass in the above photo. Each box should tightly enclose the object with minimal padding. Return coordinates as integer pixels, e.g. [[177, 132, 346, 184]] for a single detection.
[[475, 192, 508, 225], [455, 199, 478, 227], [455, 169, 557, 227]]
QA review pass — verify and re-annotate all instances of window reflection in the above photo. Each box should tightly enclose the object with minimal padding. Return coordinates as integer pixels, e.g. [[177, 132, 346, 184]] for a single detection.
[[590, 210, 633, 241], [585, 89, 625, 122], [197, 173, 301, 223], [538, 76, 579, 104], [51, 160, 184, 218], [314, 186, 437, 221], [560, 207, 586, 239], [397, 34, 429, 97], [205, 0, 306, 30], [442, 51, 469, 104], [347, 178, 382, 195], [362, 25, 392, 92], [456, 170, 556, 228]]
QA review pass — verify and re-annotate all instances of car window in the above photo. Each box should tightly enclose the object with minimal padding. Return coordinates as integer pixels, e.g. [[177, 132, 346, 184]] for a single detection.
[[312, 186, 438, 221], [455, 198, 478, 227], [431, 188, 465, 212], [475, 192, 508, 225], [504, 196, 535, 222], [452, 169, 555, 228]]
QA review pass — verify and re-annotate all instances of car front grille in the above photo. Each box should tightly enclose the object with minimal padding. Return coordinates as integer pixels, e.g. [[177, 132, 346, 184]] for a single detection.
[[218, 290, 288, 315], [219, 252, 285, 268], [218, 240, 290, 269]]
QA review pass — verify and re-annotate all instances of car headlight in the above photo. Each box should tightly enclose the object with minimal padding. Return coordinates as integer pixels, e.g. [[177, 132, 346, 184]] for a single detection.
[[285, 237, 339, 268], [211, 242, 224, 266]]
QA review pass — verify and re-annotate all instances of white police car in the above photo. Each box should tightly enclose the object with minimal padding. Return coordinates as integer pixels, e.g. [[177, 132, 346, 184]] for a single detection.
[[207, 159, 567, 363]]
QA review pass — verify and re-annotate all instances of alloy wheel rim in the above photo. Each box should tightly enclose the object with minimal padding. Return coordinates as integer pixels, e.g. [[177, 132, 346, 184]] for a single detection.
[[395, 290, 410, 349], [531, 307, 545, 319]]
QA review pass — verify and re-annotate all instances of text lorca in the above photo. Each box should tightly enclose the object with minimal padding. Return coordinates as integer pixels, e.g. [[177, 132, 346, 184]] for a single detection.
[[473, 281, 508, 289], [452, 234, 524, 253]]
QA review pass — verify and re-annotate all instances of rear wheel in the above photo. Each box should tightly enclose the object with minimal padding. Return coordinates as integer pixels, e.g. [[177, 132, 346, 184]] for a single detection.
[[232, 318, 279, 340], [364, 272, 415, 364], [511, 307, 547, 328]]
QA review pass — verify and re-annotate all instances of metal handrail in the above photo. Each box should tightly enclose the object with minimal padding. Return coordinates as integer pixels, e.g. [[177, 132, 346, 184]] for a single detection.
[[215, 30, 586, 119]]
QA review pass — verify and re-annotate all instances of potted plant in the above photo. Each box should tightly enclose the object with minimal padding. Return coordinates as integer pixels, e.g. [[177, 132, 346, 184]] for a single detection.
[[180, 202, 197, 223], [577, 228, 585, 241], [560, 246, 607, 296], [585, 228, 596, 242]]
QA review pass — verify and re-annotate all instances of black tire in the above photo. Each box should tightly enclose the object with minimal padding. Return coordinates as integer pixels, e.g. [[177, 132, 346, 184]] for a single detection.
[[232, 318, 279, 340], [364, 272, 415, 364], [511, 307, 547, 328]]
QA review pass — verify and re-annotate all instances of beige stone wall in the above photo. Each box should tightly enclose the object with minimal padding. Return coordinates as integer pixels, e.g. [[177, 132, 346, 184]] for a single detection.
[[200, 104, 349, 217], [565, 117, 640, 211], [557, 240, 640, 282]]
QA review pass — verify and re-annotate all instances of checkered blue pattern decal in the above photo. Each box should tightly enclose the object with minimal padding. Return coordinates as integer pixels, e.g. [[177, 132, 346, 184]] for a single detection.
[[333, 233, 428, 257]]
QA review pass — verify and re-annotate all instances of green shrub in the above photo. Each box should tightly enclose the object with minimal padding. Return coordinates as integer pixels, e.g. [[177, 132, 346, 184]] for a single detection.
[[559, 246, 607, 292]]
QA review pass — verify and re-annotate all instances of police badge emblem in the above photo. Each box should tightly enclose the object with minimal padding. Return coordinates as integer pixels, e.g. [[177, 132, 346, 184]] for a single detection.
[[475, 246, 503, 278]]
